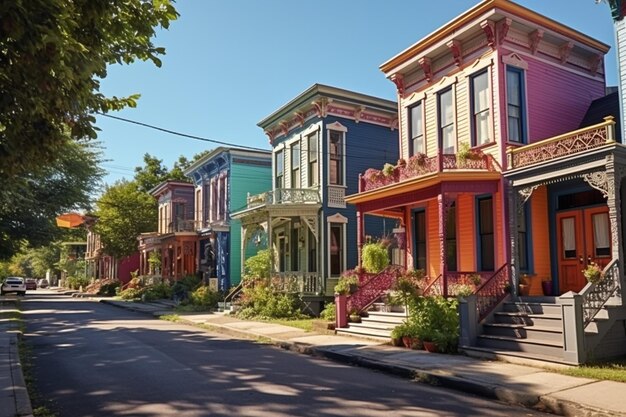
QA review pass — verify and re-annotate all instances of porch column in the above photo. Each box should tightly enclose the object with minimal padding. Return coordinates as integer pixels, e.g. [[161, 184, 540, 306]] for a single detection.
[[605, 155, 625, 302], [356, 207, 364, 266], [508, 185, 519, 296], [268, 216, 274, 286], [438, 193, 448, 296], [241, 225, 247, 281]]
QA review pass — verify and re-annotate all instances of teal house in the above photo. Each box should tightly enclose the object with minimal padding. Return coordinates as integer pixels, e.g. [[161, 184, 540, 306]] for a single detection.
[[185, 147, 272, 291]]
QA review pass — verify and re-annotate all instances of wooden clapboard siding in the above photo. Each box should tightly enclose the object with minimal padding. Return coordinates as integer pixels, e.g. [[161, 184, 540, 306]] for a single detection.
[[457, 194, 475, 272], [455, 77, 469, 148], [494, 190, 504, 268], [530, 186, 551, 295]]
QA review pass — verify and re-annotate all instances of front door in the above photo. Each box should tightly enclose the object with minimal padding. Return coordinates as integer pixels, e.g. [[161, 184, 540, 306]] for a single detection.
[[556, 206, 611, 293]]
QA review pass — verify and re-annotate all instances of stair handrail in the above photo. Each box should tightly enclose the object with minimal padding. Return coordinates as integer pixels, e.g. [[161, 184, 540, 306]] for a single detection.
[[474, 263, 509, 322], [422, 274, 443, 296], [346, 264, 404, 314], [580, 258, 620, 328], [223, 281, 244, 304]]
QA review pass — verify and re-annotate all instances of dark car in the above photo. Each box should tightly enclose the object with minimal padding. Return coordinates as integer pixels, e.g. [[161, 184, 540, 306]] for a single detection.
[[38, 279, 49, 289], [1, 277, 26, 296], [25, 278, 37, 290]]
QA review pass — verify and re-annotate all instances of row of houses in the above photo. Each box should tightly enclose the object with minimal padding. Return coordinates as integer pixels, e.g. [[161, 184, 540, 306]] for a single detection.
[[82, 0, 626, 363]]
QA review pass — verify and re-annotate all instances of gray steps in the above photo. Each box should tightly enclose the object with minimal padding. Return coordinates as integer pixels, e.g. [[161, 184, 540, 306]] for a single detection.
[[483, 323, 563, 343], [493, 312, 563, 328], [337, 309, 406, 340], [477, 334, 564, 357], [461, 345, 577, 366]]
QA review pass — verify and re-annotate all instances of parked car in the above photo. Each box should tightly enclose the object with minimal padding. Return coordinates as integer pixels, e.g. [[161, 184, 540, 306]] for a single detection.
[[1, 277, 26, 296], [38, 279, 49, 288], [25, 278, 37, 290]]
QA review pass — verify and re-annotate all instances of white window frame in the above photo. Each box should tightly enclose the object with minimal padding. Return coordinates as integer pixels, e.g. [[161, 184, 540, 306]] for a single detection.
[[434, 76, 458, 154], [326, 122, 347, 187], [326, 213, 348, 278]]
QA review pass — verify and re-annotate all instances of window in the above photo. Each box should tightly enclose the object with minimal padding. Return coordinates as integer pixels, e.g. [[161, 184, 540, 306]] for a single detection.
[[291, 141, 301, 188], [308, 229, 317, 272], [507, 66, 526, 143], [307, 132, 318, 187], [438, 88, 455, 153], [471, 70, 490, 146], [518, 205, 529, 272], [414, 210, 426, 270], [291, 227, 299, 271], [409, 102, 424, 155], [478, 196, 494, 271], [330, 224, 344, 275], [275, 150, 284, 189], [446, 203, 457, 272], [329, 130, 344, 185]]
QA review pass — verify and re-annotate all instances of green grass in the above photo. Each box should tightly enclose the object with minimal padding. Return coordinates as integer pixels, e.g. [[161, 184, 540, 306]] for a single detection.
[[554, 358, 626, 383], [255, 318, 315, 332], [159, 314, 181, 322]]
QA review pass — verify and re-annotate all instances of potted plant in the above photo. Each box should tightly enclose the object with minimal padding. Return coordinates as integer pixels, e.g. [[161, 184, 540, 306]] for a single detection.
[[390, 322, 408, 347], [518, 274, 531, 296], [583, 262, 604, 284], [349, 309, 361, 323], [541, 278, 553, 296], [361, 242, 390, 273], [334, 274, 358, 295], [456, 142, 472, 166]]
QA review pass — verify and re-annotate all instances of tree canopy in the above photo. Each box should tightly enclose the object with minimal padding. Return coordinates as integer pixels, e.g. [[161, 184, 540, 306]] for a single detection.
[[0, 0, 178, 181]]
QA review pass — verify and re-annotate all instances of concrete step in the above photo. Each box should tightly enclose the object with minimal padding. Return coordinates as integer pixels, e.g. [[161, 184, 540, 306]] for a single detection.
[[482, 323, 563, 343], [477, 334, 564, 357], [493, 312, 563, 328], [370, 302, 405, 314], [503, 301, 562, 316], [364, 311, 407, 324], [335, 326, 391, 341], [349, 321, 397, 332], [461, 345, 573, 366]]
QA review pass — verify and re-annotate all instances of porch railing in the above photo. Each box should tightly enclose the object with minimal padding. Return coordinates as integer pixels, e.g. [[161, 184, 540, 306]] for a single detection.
[[475, 264, 509, 322], [359, 150, 497, 193], [422, 271, 491, 297], [346, 265, 404, 314], [422, 274, 443, 296], [272, 272, 323, 295], [581, 259, 621, 328], [507, 116, 615, 170]]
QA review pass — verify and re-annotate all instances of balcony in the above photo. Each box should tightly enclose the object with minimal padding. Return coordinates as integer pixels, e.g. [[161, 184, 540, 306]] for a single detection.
[[166, 219, 197, 233], [246, 188, 321, 208], [507, 116, 616, 170], [359, 150, 497, 193]]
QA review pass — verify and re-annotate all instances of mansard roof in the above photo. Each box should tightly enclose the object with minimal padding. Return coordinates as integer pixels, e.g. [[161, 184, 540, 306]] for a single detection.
[[579, 91, 622, 142]]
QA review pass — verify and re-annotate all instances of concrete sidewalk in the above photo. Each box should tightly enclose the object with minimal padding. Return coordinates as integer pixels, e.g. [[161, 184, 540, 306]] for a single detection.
[[101, 298, 626, 417], [0, 300, 32, 417]]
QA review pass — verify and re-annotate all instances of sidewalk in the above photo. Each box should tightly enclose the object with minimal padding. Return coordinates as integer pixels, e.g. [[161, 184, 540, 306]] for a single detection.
[[101, 298, 626, 417], [0, 300, 33, 417]]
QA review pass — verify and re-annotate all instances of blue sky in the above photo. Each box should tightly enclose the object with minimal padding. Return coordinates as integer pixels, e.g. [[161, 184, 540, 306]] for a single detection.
[[96, 0, 617, 188]]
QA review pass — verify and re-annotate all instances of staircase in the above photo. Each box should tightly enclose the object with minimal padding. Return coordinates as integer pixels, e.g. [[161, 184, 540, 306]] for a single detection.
[[463, 296, 569, 364], [335, 303, 406, 341]]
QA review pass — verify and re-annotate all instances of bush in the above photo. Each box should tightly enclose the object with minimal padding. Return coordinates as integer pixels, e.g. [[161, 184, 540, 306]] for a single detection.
[[319, 303, 336, 321], [236, 283, 305, 320], [98, 281, 121, 296], [141, 282, 172, 301], [119, 287, 143, 300], [66, 275, 90, 290], [410, 296, 459, 353], [361, 242, 389, 273], [190, 285, 219, 309], [334, 273, 358, 295], [243, 249, 271, 280]]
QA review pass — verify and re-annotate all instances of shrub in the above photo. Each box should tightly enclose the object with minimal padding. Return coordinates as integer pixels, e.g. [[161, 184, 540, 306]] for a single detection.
[[190, 285, 219, 309], [334, 272, 358, 295], [243, 249, 271, 280], [361, 242, 389, 273], [319, 303, 336, 321], [98, 280, 121, 296], [237, 283, 306, 320], [66, 275, 90, 290], [119, 287, 143, 300], [410, 296, 459, 352], [141, 282, 172, 301]]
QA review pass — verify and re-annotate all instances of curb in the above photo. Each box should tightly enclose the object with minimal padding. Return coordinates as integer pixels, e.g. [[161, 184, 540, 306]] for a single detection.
[[7, 333, 33, 417]]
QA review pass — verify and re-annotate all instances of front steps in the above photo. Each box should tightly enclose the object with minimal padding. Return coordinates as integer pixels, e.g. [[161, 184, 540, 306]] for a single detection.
[[335, 303, 407, 341], [463, 297, 570, 363]]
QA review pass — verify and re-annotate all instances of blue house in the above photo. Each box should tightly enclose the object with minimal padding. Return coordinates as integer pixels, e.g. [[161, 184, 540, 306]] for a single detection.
[[232, 84, 398, 313], [184, 147, 272, 291]]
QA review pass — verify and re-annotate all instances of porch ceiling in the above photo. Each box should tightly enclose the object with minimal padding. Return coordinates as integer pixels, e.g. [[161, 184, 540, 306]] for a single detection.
[[346, 172, 501, 211]]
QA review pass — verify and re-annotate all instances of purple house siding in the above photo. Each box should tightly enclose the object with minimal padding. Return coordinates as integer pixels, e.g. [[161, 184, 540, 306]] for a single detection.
[[498, 49, 606, 145]]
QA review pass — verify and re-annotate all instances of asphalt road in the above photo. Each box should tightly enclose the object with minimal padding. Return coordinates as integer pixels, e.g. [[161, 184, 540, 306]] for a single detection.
[[22, 292, 547, 417]]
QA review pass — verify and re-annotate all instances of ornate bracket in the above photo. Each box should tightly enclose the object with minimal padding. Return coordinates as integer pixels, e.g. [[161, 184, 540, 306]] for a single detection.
[[264, 130, 276, 145], [294, 111, 305, 127], [312, 98, 328, 118], [301, 215, 318, 242], [390, 73, 404, 95], [496, 18, 511, 45], [589, 54, 602, 76], [446, 40, 463, 66], [529, 29, 544, 55], [559, 42, 574, 64], [279, 121, 290, 137], [480, 20, 496, 49], [583, 171, 610, 198], [354, 106, 366, 123], [517, 185, 539, 210], [389, 117, 399, 131], [419, 57, 433, 82]]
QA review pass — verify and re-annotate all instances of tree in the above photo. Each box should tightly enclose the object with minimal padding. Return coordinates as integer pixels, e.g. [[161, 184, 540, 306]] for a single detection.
[[0, 0, 178, 182], [94, 180, 157, 258], [0, 138, 104, 260], [134, 153, 172, 193]]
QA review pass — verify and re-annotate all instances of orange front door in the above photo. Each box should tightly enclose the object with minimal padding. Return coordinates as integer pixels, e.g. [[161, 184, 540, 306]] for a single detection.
[[556, 207, 611, 293]]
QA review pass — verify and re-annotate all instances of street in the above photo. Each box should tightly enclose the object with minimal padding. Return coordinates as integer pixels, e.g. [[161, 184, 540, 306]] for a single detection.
[[21, 292, 546, 417]]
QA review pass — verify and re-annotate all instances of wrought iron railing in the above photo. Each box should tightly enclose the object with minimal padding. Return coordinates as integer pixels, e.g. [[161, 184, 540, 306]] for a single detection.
[[581, 259, 620, 328], [359, 151, 497, 193], [422, 274, 443, 296], [346, 265, 404, 314], [223, 281, 244, 304], [475, 264, 510, 322], [507, 116, 615, 170]]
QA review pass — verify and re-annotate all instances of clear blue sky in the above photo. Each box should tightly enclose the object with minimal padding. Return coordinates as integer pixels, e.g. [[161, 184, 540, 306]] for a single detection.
[[96, 0, 617, 188]]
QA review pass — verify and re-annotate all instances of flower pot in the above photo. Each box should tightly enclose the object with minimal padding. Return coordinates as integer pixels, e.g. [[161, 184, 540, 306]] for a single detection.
[[402, 336, 413, 349], [423, 341, 439, 353], [518, 284, 530, 296], [410, 337, 423, 350], [541, 280, 553, 296], [349, 314, 361, 323], [390, 337, 402, 347]]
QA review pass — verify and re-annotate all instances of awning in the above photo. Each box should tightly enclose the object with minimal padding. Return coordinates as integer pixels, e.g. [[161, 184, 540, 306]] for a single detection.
[[56, 213, 89, 228]]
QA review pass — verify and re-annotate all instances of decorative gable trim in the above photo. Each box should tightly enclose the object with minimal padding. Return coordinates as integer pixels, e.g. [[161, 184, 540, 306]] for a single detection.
[[326, 213, 348, 224], [326, 121, 348, 133], [502, 52, 529, 70]]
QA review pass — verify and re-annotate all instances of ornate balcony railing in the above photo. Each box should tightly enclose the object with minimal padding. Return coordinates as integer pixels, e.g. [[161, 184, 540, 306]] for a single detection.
[[246, 191, 269, 208], [581, 259, 620, 328], [346, 265, 404, 314], [271, 188, 321, 205], [507, 116, 616, 170], [421, 271, 492, 297], [359, 151, 497, 193], [166, 219, 196, 233]]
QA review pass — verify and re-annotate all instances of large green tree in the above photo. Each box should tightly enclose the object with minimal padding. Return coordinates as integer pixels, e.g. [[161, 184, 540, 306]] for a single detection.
[[0, 0, 178, 181], [0, 139, 104, 259]]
